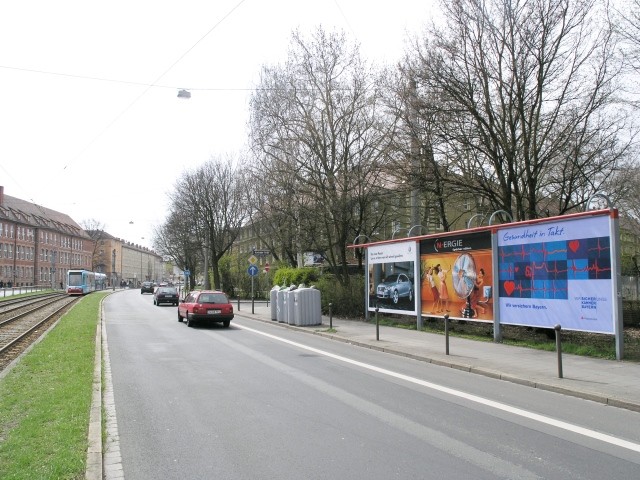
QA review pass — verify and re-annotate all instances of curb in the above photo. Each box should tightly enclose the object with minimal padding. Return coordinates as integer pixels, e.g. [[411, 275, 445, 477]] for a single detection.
[[85, 300, 104, 480]]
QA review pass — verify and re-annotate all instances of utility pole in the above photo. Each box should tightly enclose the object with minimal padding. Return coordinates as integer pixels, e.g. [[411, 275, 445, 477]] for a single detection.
[[409, 78, 420, 229]]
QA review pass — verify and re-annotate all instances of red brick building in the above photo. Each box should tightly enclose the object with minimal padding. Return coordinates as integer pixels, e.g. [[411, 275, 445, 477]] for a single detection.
[[0, 186, 93, 288]]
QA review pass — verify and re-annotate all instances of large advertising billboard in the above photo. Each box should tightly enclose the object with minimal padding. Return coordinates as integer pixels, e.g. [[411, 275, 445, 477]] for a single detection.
[[497, 214, 614, 333], [368, 241, 418, 315], [420, 232, 494, 322]]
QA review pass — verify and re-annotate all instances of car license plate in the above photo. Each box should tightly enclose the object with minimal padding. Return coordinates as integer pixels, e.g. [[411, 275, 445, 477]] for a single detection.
[[208, 309, 221, 314]]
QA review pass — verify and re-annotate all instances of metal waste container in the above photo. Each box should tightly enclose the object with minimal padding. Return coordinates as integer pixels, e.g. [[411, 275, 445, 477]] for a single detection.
[[293, 287, 322, 326], [276, 287, 289, 323], [285, 289, 297, 325], [270, 286, 279, 321]]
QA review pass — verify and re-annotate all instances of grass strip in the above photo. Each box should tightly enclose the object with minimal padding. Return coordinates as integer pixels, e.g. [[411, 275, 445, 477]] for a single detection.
[[0, 292, 107, 480]]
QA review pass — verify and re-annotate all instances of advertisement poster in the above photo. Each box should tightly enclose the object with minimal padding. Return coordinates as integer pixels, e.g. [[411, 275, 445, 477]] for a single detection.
[[368, 241, 418, 315], [497, 214, 614, 333], [419, 232, 493, 322]]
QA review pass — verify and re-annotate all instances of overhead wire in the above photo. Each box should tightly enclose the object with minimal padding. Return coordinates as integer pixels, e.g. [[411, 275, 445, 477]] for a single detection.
[[55, 0, 248, 171], [2, 0, 247, 217]]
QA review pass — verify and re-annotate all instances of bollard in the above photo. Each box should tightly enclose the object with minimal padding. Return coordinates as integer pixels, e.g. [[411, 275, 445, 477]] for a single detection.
[[329, 303, 333, 329], [444, 314, 450, 355], [554, 324, 563, 378], [375, 306, 380, 341], [237, 297, 240, 311]]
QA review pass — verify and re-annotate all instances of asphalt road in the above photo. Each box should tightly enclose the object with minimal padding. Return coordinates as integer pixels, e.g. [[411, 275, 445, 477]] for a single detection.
[[104, 290, 640, 479]]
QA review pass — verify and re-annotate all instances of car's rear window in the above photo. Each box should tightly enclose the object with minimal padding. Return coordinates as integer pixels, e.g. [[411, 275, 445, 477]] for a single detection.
[[198, 293, 228, 304], [159, 287, 177, 294]]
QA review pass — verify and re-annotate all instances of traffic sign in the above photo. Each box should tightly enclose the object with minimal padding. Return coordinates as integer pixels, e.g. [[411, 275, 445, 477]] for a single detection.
[[184, 270, 190, 276], [253, 249, 270, 257], [264, 262, 270, 273], [248, 265, 259, 277], [248, 255, 258, 265]]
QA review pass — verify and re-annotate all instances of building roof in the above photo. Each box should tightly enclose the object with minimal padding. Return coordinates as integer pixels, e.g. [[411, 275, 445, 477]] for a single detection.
[[0, 188, 87, 237]]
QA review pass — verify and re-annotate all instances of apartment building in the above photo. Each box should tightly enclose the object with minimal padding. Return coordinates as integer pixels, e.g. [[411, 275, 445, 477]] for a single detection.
[[0, 185, 92, 288]]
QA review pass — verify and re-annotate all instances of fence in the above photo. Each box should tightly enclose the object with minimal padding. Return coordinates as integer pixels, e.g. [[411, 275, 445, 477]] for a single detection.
[[0, 285, 51, 298]]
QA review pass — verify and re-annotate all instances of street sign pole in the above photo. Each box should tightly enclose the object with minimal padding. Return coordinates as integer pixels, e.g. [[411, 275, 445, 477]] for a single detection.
[[247, 263, 259, 314]]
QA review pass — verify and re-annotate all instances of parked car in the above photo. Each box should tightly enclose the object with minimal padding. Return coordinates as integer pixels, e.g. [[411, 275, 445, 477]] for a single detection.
[[177, 290, 234, 328], [140, 281, 155, 294], [376, 273, 413, 304], [153, 286, 179, 306]]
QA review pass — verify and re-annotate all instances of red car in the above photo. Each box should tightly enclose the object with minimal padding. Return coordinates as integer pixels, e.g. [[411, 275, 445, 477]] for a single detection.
[[177, 290, 234, 328]]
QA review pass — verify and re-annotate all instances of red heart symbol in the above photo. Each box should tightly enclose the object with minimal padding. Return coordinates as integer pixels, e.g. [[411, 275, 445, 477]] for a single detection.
[[569, 240, 580, 253], [504, 281, 515, 296], [514, 266, 519, 272]]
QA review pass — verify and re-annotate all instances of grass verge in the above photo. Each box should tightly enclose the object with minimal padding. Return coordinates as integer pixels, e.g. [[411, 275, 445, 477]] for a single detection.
[[0, 292, 107, 480]]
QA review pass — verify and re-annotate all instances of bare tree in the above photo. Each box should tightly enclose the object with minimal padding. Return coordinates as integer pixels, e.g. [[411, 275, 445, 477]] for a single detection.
[[170, 156, 247, 290], [614, 0, 640, 110], [404, 0, 633, 221], [242, 149, 308, 267], [81, 218, 108, 272], [153, 209, 202, 290], [248, 27, 396, 283], [615, 0, 640, 70]]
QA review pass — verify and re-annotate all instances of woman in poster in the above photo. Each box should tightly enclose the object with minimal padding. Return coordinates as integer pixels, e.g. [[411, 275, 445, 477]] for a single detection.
[[435, 264, 450, 312], [427, 266, 440, 313], [470, 268, 486, 317]]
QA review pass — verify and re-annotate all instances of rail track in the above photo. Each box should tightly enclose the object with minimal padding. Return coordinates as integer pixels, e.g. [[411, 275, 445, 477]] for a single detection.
[[0, 294, 79, 372]]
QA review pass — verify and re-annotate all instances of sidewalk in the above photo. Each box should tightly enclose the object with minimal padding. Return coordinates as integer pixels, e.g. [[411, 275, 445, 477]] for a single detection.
[[234, 303, 640, 413]]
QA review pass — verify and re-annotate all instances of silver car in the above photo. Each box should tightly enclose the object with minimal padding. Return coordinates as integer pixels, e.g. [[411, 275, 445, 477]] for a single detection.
[[376, 273, 413, 304]]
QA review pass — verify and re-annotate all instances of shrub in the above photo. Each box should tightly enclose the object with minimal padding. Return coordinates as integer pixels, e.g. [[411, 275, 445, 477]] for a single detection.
[[315, 275, 366, 318], [273, 267, 319, 287]]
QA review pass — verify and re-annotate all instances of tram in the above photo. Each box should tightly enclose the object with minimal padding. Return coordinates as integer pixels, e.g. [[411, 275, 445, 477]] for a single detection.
[[66, 270, 107, 295]]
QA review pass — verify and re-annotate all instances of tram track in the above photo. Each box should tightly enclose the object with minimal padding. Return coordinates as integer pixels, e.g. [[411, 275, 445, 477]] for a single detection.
[[0, 295, 79, 372]]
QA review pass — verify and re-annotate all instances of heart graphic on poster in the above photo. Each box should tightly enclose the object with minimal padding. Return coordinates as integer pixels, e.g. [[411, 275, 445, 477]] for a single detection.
[[568, 240, 580, 253], [503, 281, 515, 296], [514, 266, 519, 273]]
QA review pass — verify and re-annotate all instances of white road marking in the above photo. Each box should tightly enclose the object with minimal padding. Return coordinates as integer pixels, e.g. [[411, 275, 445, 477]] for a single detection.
[[236, 323, 640, 454]]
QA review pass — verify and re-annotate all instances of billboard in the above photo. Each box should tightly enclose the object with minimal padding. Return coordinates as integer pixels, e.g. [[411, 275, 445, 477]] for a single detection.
[[368, 241, 418, 315], [420, 231, 494, 322], [497, 214, 614, 333]]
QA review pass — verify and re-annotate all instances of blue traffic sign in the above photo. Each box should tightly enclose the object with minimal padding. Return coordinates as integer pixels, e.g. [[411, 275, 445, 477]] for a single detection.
[[248, 265, 259, 277]]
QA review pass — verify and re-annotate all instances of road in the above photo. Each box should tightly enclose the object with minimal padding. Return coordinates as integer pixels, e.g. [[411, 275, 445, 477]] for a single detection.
[[104, 290, 640, 479]]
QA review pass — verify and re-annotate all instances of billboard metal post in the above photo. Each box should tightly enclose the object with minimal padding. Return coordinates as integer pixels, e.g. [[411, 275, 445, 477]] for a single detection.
[[610, 209, 624, 359], [353, 235, 370, 321], [492, 232, 502, 342], [554, 324, 563, 378], [444, 314, 450, 355]]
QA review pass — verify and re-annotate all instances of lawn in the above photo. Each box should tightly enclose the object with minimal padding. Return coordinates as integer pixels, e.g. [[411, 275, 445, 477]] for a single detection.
[[0, 292, 107, 480]]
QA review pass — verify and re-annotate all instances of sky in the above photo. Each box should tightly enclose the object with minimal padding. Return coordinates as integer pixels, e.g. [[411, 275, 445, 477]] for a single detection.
[[0, 0, 439, 249]]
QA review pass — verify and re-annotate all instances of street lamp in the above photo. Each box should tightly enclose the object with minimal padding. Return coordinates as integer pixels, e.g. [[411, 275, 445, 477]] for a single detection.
[[177, 89, 191, 99], [140, 237, 144, 285]]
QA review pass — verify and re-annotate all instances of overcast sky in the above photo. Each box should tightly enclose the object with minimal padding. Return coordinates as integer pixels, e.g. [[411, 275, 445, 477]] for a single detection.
[[0, 0, 438, 248]]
